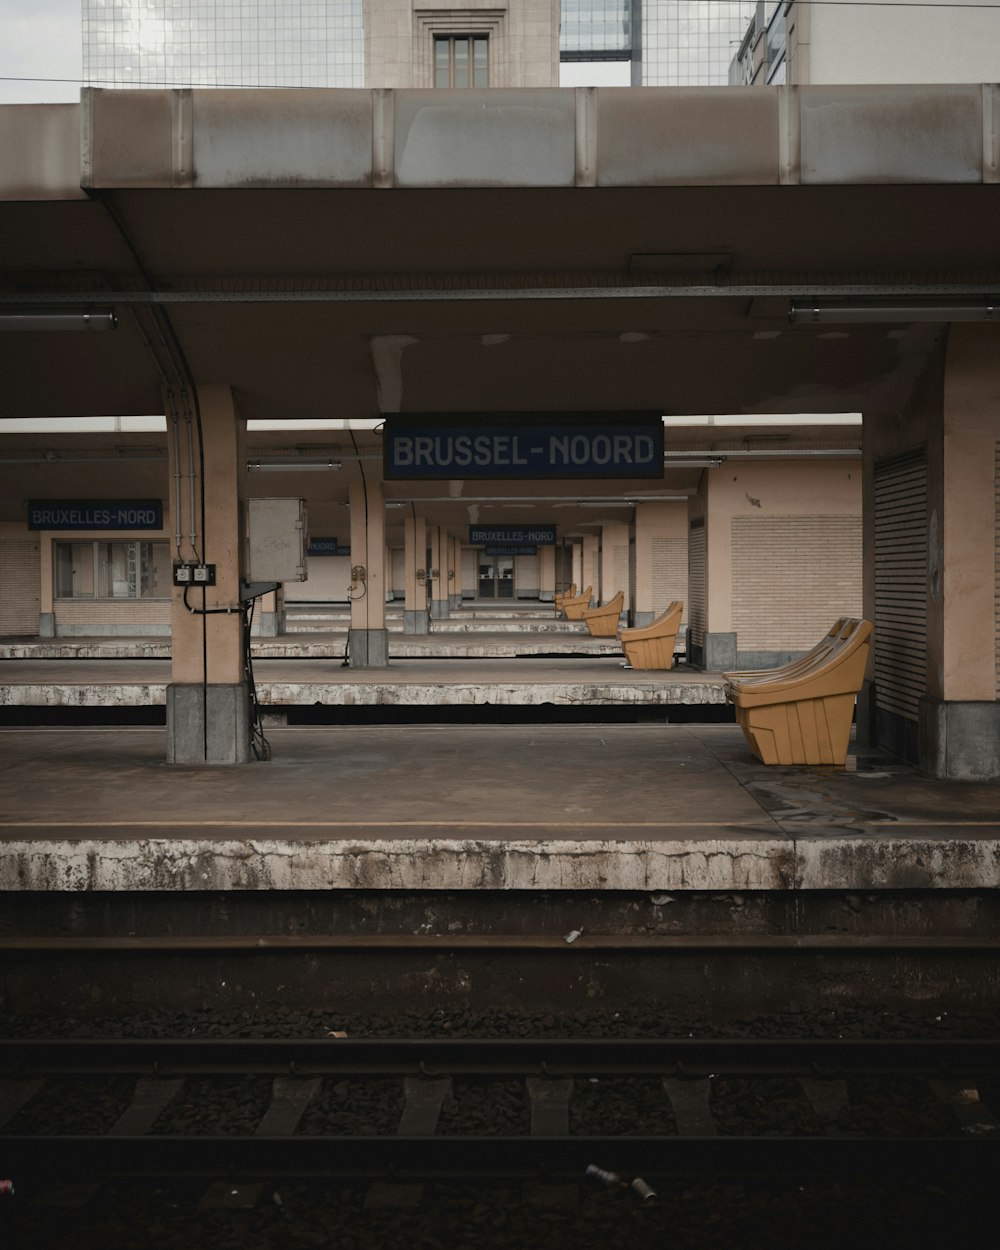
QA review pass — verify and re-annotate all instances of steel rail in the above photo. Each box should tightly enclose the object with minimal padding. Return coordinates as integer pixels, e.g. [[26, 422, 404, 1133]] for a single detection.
[[3, 1037, 1000, 1078], [3, 1133, 999, 1183]]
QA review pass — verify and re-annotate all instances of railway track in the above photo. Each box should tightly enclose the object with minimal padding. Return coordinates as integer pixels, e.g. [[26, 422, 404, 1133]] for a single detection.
[[2, 1038, 999, 1184]]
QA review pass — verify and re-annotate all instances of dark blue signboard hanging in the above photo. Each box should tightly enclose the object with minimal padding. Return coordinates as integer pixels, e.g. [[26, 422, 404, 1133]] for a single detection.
[[469, 524, 555, 546], [384, 413, 664, 480], [27, 500, 163, 531]]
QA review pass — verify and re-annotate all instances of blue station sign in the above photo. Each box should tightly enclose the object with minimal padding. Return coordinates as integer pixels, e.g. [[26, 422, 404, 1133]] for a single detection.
[[27, 500, 163, 531], [470, 525, 555, 546], [307, 537, 341, 556], [384, 414, 664, 480], [484, 545, 537, 556]]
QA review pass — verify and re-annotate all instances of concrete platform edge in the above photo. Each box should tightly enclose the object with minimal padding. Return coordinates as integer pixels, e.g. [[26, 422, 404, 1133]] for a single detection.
[[2, 835, 998, 892]]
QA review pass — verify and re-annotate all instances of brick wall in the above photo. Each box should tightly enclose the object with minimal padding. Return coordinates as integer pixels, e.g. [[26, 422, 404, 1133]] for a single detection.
[[55, 600, 171, 632], [651, 534, 688, 616], [731, 515, 863, 651]]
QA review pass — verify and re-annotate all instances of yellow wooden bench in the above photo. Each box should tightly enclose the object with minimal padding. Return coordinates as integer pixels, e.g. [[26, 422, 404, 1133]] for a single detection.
[[725, 618, 873, 766], [561, 587, 593, 620], [581, 590, 625, 637], [553, 584, 577, 611], [617, 600, 683, 669]]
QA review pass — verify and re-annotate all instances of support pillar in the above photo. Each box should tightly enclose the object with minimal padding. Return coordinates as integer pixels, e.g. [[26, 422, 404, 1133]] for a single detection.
[[255, 588, 280, 637], [539, 543, 556, 602], [582, 535, 599, 605], [166, 384, 249, 764], [403, 512, 429, 634], [921, 325, 1000, 778], [429, 525, 449, 619], [685, 472, 736, 671], [449, 534, 462, 609], [38, 534, 55, 636], [347, 479, 388, 666], [600, 520, 630, 619], [634, 501, 687, 627]]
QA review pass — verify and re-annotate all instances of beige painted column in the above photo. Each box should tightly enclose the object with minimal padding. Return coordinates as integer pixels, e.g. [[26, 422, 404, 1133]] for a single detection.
[[347, 478, 388, 666], [403, 511, 429, 634], [582, 535, 599, 606], [254, 588, 280, 637], [571, 540, 583, 595], [38, 533, 54, 636], [450, 532, 460, 605], [539, 542, 556, 602], [920, 324, 1000, 778], [429, 524, 449, 619], [685, 470, 737, 671], [600, 520, 630, 617], [166, 384, 249, 764], [634, 502, 687, 626]]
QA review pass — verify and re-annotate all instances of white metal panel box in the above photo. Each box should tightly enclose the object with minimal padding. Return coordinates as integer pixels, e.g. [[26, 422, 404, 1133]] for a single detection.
[[246, 498, 307, 582]]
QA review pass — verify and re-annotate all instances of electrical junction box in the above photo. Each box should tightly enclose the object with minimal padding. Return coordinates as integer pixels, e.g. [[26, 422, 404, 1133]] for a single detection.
[[245, 498, 308, 582]]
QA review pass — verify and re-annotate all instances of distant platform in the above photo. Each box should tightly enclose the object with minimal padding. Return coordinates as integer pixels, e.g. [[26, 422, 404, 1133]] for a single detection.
[[0, 637, 718, 710]]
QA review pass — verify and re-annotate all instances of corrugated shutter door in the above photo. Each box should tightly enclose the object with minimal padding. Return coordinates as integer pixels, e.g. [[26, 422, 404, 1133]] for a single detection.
[[689, 518, 706, 646], [996, 440, 1000, 698], [874, 449, 928, 722], [0, 540, 40, 635]]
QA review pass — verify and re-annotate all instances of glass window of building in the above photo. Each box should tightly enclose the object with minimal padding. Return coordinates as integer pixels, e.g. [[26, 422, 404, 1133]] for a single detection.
[[560, 0, 633, 57], [434, 35, 489, 87], [54, 542, 170, 600]]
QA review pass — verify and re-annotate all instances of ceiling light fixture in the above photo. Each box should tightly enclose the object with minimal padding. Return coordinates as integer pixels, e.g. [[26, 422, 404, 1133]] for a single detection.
[[0, 311, 117, 332], [246, 457, 341, 472], [663, 457, 724, 468], [789, 299, 997, 324]]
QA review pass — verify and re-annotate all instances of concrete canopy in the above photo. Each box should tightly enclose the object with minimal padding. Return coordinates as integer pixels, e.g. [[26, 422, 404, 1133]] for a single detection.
[[0, 85, 997, 529]]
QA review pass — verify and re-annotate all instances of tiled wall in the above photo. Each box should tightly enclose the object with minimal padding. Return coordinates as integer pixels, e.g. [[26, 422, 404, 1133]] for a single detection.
[[731, 515, 863, 651]]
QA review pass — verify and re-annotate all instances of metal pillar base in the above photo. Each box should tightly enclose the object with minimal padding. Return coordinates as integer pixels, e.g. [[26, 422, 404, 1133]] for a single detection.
[[919, 696, 1000, 780], [686, 630, 737, 672], [429, 600, 449, 620], [403, 610, 430, 635], [347, 628, 389, 668], [38, 613, 55, 638], [166, 683, 251, 765]]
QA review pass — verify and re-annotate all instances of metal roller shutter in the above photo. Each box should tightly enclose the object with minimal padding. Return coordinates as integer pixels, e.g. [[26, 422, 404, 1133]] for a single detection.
[[874, 449, 928, 722], [995, 440, 1000, 697], [688, 518, 706, 647]]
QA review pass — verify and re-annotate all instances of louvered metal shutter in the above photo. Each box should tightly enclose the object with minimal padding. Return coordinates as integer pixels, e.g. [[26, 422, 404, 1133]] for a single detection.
[[874, 449, 928, 722], [689, 518, 706, 646], [995, 440, 1000, 698]]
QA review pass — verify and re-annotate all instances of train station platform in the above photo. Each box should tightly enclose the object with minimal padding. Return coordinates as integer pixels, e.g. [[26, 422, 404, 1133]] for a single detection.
[[0, 632, 721, 713], [1, 721, 998, 895]]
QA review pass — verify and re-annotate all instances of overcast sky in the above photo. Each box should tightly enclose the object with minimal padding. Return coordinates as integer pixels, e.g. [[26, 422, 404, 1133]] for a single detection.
[[0, 1, 630, 101], [0, 0, 81, 103]]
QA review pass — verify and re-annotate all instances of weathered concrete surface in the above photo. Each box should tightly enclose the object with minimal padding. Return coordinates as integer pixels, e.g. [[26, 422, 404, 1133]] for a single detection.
[[0, 631, 623, 659], [0, 655, 723, 707], [1, 725, 998, 892]]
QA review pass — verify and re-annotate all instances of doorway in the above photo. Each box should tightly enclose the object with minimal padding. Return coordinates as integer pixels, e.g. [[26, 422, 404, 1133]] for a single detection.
[[478, 554, 514, 599]]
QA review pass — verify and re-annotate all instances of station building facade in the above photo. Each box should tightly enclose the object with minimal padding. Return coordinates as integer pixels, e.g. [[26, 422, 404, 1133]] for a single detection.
[[730, 0, 1000, 87], [81, 1, 756, 91]]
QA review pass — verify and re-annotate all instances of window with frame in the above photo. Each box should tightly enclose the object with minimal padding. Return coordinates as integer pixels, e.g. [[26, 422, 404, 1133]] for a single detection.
[[434, 34, 489, 87], [54, 541, 170, 600]]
